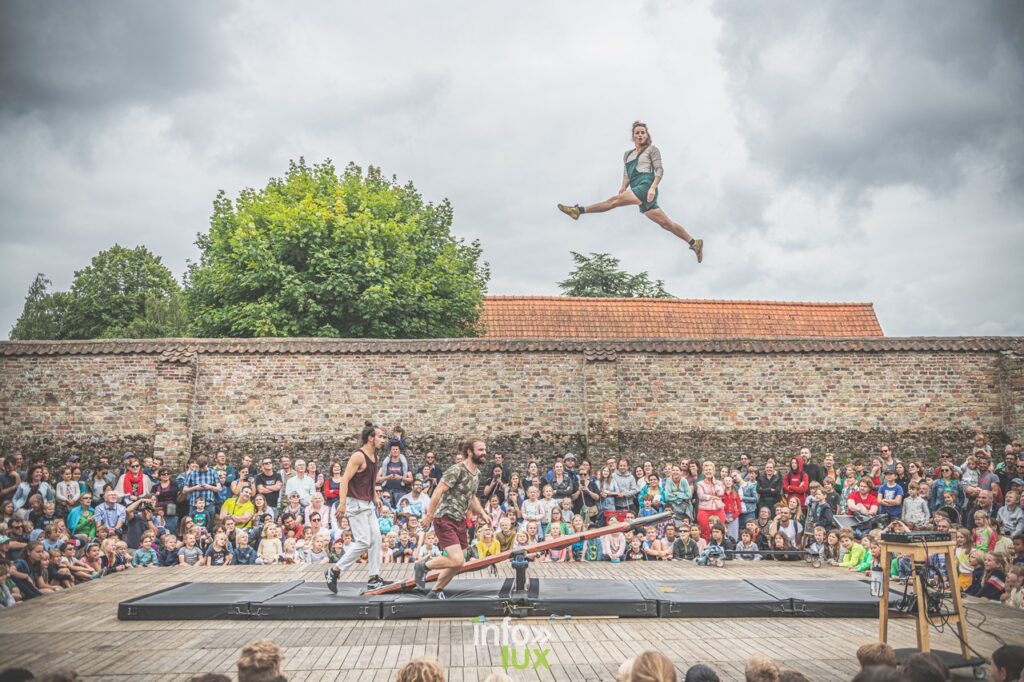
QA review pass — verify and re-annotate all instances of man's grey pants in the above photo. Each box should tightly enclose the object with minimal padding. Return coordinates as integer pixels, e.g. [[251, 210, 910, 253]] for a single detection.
[[334, 497, 382, 576]]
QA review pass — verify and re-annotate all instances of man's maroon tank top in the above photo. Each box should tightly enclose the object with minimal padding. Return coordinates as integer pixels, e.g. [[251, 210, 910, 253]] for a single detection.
[[348, 451, 378, 501]]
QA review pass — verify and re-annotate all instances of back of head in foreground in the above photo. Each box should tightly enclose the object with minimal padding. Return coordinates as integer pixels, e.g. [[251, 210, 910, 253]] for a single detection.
[[395, 657, 445, 682], [683, 663, 719, 682], [851, 666, 905, 682], [991, 645, 1024, 682], [745, 655, 780, 682], [630, 651, 679, 682], [237, 640, 286, 682], [900, 652, 950, 682]]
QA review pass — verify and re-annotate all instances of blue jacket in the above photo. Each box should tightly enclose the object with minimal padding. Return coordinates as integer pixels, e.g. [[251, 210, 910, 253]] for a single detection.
[[929, 478, 964, 512]]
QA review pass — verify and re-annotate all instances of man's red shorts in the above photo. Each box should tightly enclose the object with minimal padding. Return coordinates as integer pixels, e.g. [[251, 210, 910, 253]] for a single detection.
[[433, 515, 469, 551]]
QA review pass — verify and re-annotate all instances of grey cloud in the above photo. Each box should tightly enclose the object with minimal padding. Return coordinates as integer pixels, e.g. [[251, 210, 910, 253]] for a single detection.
[[714, 0, 1024, 200], [0, 0, 236, 117]]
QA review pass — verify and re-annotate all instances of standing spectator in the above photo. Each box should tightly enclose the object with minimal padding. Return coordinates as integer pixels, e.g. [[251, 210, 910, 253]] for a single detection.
[[254, 458, 283, 509], [930, 463, 965, 511], [421, 451, 443, 484], [757, 461, 783, 511], [976, 455, 1004, 504], [482, 465, 506, 505], [878, 445, 897, 472], [901, 480, 930, 528], [663, 466, 692, 522], [1, 456, 22, 503], [378, 445, 412, 505], [323, 461, 344, 505], [611, 458, 638, 520], [739, 470, 759, 526], [547, 461, 577, 503], [997, 448, 1019, 492], [696, 461, 725, 540], [182, 455, 221, 515], [114, 458, 153, 504], [211, 451, 238, 487], [800, 448, 825, 486], [877, 469, 904, 519], [782, 457, 809, 508], [491, 452, 511, 484], [94, 490, 127, 537], [152, 468, 179, 534], [278, 456, 294, 483]]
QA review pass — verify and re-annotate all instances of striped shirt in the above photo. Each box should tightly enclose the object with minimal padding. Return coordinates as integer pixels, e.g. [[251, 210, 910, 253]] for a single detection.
[[623, 145, 664, 177]]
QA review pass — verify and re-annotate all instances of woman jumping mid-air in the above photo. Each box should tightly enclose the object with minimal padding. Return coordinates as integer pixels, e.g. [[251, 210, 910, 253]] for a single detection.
[[558, 120, 703, 263]]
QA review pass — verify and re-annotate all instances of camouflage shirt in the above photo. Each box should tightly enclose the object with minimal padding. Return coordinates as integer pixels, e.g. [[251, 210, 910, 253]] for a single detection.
[[435, 462, 480, 522]]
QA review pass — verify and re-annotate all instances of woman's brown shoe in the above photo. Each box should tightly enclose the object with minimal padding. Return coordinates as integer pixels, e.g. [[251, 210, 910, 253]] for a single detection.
[[690, 239, 704, 263], [557, 203, 581, 220]]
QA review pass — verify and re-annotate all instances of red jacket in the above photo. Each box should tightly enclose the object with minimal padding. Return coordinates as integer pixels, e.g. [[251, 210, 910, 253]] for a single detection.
[[722, 488, 742, 521], [783, 457, 810, 506]]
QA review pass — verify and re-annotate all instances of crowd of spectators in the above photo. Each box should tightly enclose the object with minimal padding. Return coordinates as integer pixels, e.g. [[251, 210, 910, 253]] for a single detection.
[[2, 640, 1023, 682], [1, 428, 1022, 610]]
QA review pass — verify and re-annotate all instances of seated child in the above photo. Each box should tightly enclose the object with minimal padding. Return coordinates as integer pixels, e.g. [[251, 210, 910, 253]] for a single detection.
[[233, 531, 257, 565]]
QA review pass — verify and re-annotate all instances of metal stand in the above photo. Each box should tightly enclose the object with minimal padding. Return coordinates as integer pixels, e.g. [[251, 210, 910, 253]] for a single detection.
[[510, 550, 530, 602]]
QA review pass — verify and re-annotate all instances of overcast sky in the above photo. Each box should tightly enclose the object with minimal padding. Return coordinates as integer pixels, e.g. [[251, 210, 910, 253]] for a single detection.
[[1, 0, 1022, 338]]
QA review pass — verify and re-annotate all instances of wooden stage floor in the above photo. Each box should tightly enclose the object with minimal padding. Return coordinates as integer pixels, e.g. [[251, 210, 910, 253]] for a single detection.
[[0, 560, 1019, 681]]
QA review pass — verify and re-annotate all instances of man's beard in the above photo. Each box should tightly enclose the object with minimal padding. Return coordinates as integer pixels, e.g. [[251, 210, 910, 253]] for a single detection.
[[471, 452, 486, 465]]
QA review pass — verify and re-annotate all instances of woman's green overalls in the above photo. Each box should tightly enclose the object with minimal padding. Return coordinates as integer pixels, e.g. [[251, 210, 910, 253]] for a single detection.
[[626, 149, 658, 213]]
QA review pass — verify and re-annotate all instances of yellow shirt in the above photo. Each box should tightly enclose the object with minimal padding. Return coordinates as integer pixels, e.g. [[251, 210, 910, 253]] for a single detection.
[[474, 538, 500, 558], [221, 497, 255, 529]]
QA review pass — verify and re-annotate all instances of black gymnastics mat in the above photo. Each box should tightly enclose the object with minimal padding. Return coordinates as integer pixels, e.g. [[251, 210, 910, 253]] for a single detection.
[[118, 578, 896, 621], [118, 580, 304, 620], [639, 579, 900, 618], [746, 579, 896, 618]]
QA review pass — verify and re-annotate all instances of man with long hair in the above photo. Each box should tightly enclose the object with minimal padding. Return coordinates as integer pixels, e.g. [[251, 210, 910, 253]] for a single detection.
[[326, 421, 393, 593]]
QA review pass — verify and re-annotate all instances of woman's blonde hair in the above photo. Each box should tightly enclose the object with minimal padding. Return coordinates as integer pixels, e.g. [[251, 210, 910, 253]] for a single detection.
[[396, 657, 445, 682], [629, 650, 677, 682], [632, 120, 652, 152]]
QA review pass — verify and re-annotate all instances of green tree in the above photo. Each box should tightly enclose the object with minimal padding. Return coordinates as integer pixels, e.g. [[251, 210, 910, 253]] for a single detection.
[[10, 247, 185, 340], [557, 252, 673, 298], [9, 274, 67, 340], [185, 158, 489, 338], [62, 245, 184, 339]]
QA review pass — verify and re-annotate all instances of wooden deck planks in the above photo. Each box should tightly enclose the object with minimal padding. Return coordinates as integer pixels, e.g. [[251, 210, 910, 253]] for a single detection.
[[0, 561, 1019, 681]]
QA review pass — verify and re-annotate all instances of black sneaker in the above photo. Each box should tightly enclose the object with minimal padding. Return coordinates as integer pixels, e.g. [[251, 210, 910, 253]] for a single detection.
[[413, 560, 428, 591], [326, 568, 340, 594], [366, 575, 393, 591], [427, 590, 446, 600]]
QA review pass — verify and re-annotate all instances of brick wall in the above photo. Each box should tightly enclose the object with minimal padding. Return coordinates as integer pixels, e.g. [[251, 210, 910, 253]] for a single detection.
[[1, 338, 1021, 471]]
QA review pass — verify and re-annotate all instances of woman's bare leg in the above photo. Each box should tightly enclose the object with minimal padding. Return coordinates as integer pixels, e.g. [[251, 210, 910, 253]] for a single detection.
[[583, 189, 642, 214], [643, 207, 693, 243]]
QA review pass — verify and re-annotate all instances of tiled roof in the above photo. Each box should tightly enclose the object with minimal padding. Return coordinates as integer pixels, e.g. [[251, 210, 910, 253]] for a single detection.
[[480, 296, 884, 339], [1, 337, 1021, 357]]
